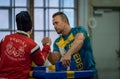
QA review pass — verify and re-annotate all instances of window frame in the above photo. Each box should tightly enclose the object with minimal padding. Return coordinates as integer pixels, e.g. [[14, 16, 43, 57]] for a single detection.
[[0, 0, 79, 49]]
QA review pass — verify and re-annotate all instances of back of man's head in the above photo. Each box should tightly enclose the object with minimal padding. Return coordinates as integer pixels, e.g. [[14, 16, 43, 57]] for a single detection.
[[16, 11, 32, 32]]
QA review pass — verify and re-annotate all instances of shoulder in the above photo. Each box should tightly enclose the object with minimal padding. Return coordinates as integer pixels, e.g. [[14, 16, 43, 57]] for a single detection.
[[73, 26, 87, 32], [2, 33, 14, 41], [54, 35, 61, 43], [71, 26, 87, 36], [25, 37, 38, 47], [15, 33, 39, 47]]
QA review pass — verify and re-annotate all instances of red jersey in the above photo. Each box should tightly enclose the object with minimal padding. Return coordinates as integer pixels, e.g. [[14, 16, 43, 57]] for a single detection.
[[0, 31, 50, 79]]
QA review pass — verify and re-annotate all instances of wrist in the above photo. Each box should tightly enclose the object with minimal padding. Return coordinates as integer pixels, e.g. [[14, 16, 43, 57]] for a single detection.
[[43, 43, 50, 46], [66, 52, 72, 56], [45, 43, 50, 45]]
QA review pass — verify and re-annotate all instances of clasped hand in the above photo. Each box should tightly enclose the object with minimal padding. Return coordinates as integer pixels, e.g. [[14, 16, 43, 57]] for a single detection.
[[61, 53, 71, 67], [42, 37, 52, 46]]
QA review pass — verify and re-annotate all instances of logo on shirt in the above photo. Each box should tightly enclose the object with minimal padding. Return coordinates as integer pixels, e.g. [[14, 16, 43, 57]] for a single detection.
[[5, 37, 27, 61], [73, 53, 83, 70]]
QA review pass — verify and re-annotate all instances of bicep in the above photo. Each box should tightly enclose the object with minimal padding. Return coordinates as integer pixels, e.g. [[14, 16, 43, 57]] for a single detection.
[[74, 33, 85, 45], [70, 33, 85, 53]]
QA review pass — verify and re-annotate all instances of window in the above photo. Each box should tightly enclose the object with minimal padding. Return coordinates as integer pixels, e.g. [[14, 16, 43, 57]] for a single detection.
[[0, 10, 9, 29], [0, 0, 78, 51], [34, 0, 77, 51], [0, 0, 27, 41]]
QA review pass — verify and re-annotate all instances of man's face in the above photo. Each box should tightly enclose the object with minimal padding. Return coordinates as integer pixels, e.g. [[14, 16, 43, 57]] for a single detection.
[[52, 15, 65, 34]]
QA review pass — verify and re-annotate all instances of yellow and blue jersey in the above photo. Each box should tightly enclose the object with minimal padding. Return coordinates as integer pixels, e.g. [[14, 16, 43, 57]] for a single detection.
[[53, 26, 96, 71]]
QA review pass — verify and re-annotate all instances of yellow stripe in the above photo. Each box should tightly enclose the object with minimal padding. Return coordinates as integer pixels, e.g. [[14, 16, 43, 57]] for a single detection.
[[56, 33, 74, 48], [66, 71, 74, 78], [48, 65, 55, 72], [29, 71, 33, 77], [56, 37, 65, 48], [32, 61, 37, 66]]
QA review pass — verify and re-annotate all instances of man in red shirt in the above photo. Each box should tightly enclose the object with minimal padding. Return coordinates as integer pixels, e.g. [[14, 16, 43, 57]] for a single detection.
[[0, 11, 51, 79]]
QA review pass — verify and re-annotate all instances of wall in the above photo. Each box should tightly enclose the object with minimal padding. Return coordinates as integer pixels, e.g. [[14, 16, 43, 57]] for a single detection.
[[78, 0, 88, 31], [90, 0, 120, 79], [92, 0, 120, 7], [78, 0, 120, 79]]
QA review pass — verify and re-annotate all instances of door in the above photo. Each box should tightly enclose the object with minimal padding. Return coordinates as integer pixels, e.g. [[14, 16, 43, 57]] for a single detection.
[[92, 8, 120, 79]]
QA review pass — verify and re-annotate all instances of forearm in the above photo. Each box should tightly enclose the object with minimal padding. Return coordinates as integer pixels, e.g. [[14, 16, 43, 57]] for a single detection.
[[41, 44, 51, 59], [32, 44, 50, 66], [48, 53, 56, 65], [48, 52, 61, 65]]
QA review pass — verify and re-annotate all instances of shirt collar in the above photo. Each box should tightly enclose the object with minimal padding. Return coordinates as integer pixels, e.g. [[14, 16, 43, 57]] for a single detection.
[[17, 30, 30, 38]]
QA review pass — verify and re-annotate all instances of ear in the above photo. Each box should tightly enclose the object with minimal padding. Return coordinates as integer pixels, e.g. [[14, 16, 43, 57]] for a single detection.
[[30, 28, 33, 34], [29, 28, 33, 35], [63, 19, 67, 23]]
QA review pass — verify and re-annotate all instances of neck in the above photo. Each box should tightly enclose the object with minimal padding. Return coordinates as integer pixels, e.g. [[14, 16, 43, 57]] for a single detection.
[[62, 25, 71, 36], [17, 30, 30, 37]]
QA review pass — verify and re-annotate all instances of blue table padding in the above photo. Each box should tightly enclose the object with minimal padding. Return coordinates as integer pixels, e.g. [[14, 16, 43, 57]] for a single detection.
[[30, 62, 95, 79], [32, 66, 46, 71], [31, 70, 94, 79], [74, 70, 94, 78], [55, 61, 76, 71]]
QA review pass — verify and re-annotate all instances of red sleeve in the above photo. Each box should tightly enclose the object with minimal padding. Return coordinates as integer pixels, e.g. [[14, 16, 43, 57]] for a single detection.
[[41, 44, 50, 59], [31, 45, 50, 66], [32, 50, 44, 66], [0, 42, 1, 57], [0, 39, 3, 57]]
